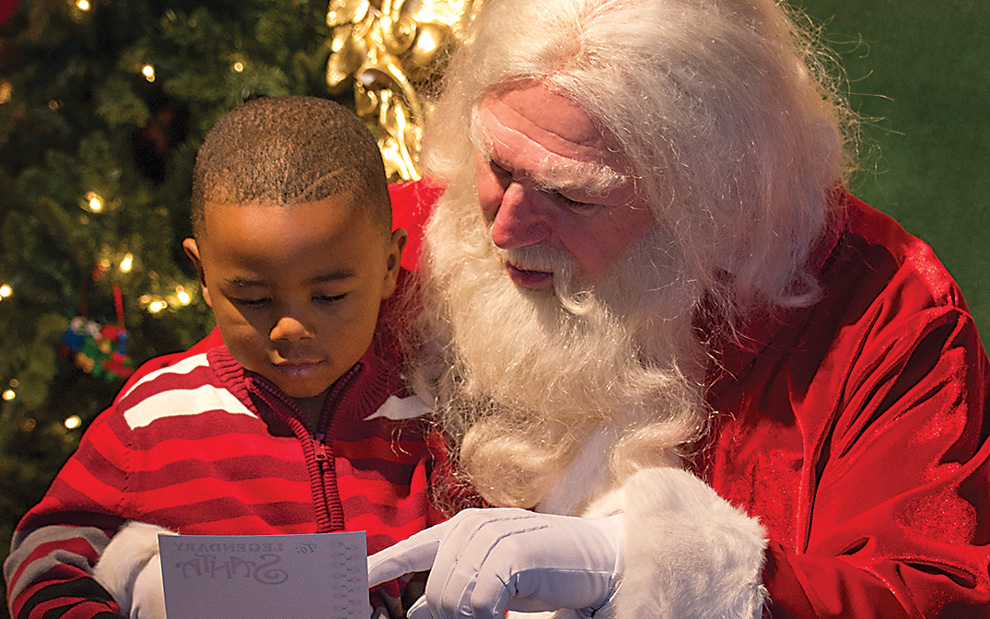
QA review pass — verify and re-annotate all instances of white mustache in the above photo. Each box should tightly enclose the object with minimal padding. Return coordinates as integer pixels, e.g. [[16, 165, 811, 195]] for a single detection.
[[497, 245, 574, 277]]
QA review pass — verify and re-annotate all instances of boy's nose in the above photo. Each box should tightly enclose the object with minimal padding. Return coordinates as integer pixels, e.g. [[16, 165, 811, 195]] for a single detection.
[[489, 183, 553, 250], [270, 315, 314, 342]]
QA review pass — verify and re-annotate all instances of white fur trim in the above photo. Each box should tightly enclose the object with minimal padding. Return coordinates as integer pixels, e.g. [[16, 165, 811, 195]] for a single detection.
[[536, 425, 619, 516], [131, 553, 167, 619], [364, 395, 430, 421], [604, 468, 767, 619], [93, 522, 176, 619], [536, 424, 684, 517]]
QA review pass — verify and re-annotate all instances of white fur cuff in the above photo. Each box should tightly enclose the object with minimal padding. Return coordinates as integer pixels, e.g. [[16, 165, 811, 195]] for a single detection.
[[599, 468, 767, 619], [94, 521, 176, 619]]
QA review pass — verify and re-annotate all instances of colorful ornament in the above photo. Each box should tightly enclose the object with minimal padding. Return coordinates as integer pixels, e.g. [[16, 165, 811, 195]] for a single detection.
[[60, 282, 135, 381], [61, 317, 135, 381]]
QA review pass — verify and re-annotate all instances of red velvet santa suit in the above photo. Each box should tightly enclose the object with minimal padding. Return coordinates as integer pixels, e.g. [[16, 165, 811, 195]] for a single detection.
[[390, 179, 990, 618], [699, 188, 989, 618]]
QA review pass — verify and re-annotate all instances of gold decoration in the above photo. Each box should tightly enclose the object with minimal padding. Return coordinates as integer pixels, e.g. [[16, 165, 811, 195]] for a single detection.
[[326, 0, 483, 181]]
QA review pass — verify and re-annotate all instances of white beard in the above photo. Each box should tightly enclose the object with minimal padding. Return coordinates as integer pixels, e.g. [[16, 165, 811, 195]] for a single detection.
[[410, 179, 710, 511]]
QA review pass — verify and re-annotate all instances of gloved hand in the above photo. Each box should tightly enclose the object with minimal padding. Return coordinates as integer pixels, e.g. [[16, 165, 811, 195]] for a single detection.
[[368, 508, 625, 619]]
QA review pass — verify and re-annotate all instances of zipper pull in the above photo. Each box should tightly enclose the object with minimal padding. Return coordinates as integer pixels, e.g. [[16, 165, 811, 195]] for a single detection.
[[314, 442, 330, 473]]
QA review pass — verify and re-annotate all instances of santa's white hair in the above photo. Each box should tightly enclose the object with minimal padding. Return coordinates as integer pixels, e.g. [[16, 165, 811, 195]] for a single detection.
[[409, 0, 855, 510]]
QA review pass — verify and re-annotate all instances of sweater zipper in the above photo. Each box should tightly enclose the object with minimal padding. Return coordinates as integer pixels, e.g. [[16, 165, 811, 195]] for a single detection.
[[251, 368, 362, 533], [311, 440, 336, 532], [311, 363, 364, 532]]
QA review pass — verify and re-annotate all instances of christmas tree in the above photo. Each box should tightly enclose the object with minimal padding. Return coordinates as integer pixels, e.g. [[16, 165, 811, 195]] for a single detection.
[[0, 0, 344, 610]]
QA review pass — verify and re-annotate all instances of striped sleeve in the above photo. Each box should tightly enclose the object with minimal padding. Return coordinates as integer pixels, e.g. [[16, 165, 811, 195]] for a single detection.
[[2, 355, 221, 618], [4, 411, 130, 619]]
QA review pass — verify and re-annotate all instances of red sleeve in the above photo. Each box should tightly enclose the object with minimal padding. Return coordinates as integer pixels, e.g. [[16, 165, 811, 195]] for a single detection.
[[767, 307, 990, 618], [706, 196, 990, 618], [7, 336, 230, 619]]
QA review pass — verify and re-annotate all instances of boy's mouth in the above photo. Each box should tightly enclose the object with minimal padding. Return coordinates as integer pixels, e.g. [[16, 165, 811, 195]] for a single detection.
[[273, 360, 324, 377]]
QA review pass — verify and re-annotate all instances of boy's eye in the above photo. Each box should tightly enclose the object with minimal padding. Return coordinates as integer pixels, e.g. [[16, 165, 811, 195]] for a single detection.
[[231, 297, 271, 308], [315, 294, 347, 304]]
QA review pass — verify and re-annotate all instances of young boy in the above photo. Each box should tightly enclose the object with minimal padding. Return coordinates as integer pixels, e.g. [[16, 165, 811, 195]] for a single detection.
[[4, 96, 438, 619]]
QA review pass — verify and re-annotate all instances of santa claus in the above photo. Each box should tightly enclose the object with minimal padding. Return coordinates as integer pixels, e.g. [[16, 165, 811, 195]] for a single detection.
[[367, 0, 990, 618]]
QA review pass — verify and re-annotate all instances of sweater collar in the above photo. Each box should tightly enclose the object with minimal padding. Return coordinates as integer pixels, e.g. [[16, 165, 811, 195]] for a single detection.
[[204, 336, 403, 435]]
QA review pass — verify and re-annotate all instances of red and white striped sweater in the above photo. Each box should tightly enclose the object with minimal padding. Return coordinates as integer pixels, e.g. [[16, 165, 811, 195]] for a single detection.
[[4, 322, 440, 619]]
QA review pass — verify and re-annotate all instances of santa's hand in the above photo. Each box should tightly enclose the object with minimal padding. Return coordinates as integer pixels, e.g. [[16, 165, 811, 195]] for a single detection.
[[367, 508, 624, 619]]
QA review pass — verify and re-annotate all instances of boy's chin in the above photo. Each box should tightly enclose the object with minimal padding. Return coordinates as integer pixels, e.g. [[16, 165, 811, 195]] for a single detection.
[[277, 383, 333, 402]]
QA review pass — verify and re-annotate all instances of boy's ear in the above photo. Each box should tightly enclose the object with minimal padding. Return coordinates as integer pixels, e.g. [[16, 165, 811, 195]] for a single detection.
[[181, 238, 213, 308], [381, 228, 408, 300]]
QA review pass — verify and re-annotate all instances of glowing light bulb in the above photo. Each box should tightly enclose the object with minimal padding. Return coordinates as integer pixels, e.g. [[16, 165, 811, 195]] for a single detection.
[[119, 253, 134, 272], [142, 65, 156, 82], [76, 0, 90, 10], [86, 192, 103, 212], [176, 286, 191, 305], [2, 389, 15, 401], [233, 62, 244, 72], [0, 284, 11, 298], [148, 300, 167, 313], [64, 415, 82, 430]]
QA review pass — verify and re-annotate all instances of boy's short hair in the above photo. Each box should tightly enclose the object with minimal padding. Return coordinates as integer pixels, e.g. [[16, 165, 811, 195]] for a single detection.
[[191, 96, 390, 239]]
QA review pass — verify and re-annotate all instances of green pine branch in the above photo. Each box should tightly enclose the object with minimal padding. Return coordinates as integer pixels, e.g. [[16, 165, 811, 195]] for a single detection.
[[0, 3, 344, 606]]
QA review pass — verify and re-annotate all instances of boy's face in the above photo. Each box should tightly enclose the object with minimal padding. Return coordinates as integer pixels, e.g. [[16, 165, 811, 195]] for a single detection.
[[183, 196, 405, 404]]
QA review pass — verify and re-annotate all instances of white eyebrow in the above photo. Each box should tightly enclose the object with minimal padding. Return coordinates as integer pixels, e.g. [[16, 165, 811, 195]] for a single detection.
[[469, 112, 630, 198], [532, 160, 629, 197]]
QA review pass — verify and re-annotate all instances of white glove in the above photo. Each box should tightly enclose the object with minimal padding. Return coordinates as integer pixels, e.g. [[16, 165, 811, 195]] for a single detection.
[[367, 508, 625, 619]]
